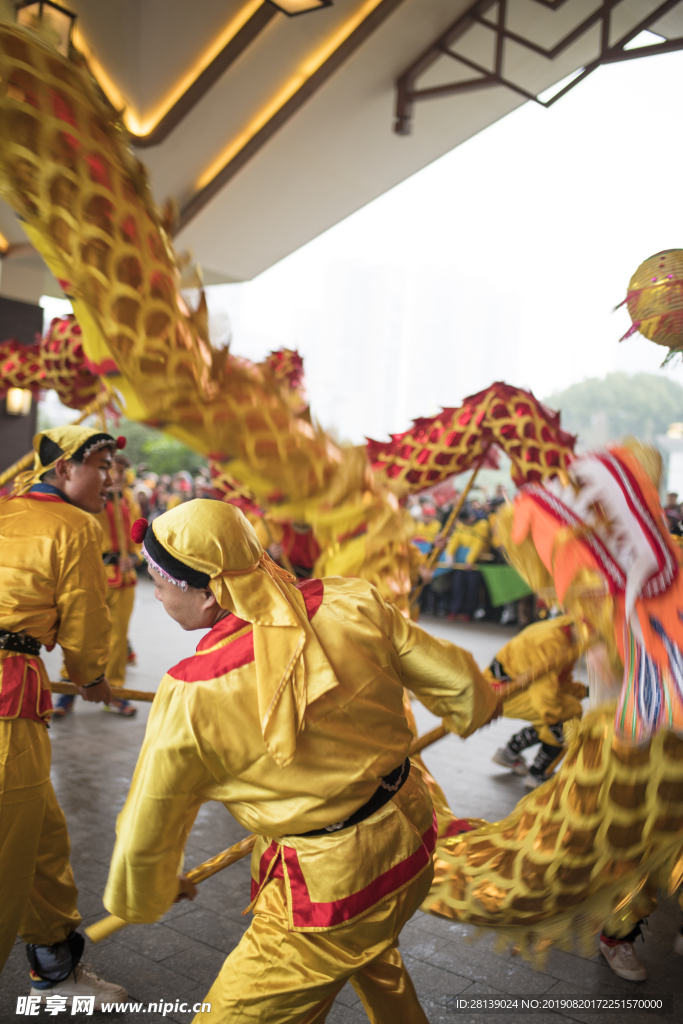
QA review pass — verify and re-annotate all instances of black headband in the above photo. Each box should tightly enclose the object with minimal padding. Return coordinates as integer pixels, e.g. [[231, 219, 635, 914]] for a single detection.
[[143, 524, 211, 590], [38, 432, 116, 468]]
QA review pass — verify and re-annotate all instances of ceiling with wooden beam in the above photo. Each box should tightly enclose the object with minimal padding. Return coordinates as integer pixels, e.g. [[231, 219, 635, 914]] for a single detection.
[[1, 0, 682, 296]]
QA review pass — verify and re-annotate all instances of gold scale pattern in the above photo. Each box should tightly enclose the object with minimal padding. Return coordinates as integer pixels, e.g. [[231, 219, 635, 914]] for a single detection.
[[0, 21, 347, 503], [424, 704, 683, 960], [368, 382, 576, 493], [0, 21, 215, 420], [0, 313, 101, 408], [0, 18, 417, 604]]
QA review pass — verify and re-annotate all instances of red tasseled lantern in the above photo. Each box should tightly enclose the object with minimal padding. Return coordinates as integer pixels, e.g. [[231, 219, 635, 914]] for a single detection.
[[131, 518, 148, 544]]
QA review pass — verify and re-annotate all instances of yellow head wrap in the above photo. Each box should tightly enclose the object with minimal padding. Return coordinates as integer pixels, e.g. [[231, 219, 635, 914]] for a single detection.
[[148, 499, 339, 768], [12, 425, 118, 496]]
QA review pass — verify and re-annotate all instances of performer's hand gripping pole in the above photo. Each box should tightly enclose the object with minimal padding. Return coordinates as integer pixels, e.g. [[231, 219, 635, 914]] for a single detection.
[[85, 834, 258, 943], [51, 682, 156, 703]]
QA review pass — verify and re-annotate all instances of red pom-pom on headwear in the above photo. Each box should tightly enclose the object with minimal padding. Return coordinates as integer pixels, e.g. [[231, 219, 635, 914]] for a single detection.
[[131, 518, 148, 544], [116, 436, 127, 449]]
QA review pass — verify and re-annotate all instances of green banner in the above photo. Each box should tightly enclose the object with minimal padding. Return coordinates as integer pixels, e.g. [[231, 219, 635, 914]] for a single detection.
[[477, 564, 532, 607]]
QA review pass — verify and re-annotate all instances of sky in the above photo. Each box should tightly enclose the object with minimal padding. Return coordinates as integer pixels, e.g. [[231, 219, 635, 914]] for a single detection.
[[42, 40, 683, 445]]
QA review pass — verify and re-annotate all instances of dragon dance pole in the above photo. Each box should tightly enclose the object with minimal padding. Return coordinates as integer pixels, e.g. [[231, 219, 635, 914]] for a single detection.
[[410, 443, 493, 611], [51, 682, 155, 702], [0, 390, 111, 489]]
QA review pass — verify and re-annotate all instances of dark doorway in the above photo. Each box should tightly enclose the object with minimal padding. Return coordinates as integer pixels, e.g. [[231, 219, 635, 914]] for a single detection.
[[0, 296, 42, 474]]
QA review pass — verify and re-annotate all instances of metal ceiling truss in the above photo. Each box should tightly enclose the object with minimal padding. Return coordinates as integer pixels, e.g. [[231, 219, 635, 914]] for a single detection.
[[395, 0, 683, 135]]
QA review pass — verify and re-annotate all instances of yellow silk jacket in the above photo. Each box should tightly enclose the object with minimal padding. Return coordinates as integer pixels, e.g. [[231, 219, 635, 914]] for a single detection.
[[444, 519, 490, 564], [0, 488, 110, 719], [95, 488, 142, 589], [105, 577, 495, 931], [484, 615, 587, 743]]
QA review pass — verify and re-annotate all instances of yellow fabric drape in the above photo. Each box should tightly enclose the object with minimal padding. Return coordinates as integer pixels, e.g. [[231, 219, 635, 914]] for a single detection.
[[149, 500, 340, 767]]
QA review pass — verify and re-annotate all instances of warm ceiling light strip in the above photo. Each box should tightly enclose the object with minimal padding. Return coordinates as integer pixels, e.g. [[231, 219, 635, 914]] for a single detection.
[[195, 0, 386, 191], [73, 0, 267, 142]]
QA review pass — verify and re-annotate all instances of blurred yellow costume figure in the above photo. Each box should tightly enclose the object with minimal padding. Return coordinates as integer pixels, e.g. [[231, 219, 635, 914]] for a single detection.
[[96, 466, 141, 689], [444, 516, 490, 564], [105, 500, 496, 1023], [487, 616, 587, 786], [0, 427, 111, 972]]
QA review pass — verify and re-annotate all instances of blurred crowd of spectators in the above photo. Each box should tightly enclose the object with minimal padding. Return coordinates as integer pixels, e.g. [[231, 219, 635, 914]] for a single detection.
[[130, 467, 215, 521], [407, 484, 537, 627]]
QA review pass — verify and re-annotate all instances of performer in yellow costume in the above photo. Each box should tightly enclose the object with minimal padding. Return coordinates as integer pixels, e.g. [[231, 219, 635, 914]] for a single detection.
[[55, 451, 141, 718], [488, 616, 587, 788], [444, 511, 490, 620], [0, 426, 126, 1007], [104, 500, 496, 1023]]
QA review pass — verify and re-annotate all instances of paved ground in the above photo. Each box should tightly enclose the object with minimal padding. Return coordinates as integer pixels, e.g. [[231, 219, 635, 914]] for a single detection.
[[1, 582, 681, 1023]]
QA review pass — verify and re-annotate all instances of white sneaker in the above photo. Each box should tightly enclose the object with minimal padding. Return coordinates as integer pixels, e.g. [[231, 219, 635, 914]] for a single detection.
[[492, 748, 528, 775], [599, 939, 647, 981], [31, 963, 127, 1010], [524, 771, 552, 789], [674, 931, 683, 957]]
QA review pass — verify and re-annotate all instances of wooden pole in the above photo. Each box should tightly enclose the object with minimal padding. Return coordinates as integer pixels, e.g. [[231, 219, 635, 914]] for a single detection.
[[50, 682, 155, 703], [84, 833, 258, 943], [410, 443, 492, 610], [0, 390, 111, 489], [409, 723, 447, 755]]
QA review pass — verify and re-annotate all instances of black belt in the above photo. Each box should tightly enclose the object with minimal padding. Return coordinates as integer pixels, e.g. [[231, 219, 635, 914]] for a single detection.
[[0, 629, 42, 656], [102, 552, 120, 565], [295, 758, 411, 837]]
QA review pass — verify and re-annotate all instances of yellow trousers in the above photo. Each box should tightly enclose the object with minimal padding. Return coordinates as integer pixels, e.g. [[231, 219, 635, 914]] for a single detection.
[[106, 585, 136, 689], [197, 866, 433, 1024], [0, 720, 80, 972]]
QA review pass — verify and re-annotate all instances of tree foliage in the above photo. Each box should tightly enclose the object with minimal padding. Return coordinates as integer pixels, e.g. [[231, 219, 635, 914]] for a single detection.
[[117, 419, 207, 476], [544, 373, 683, 451]]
